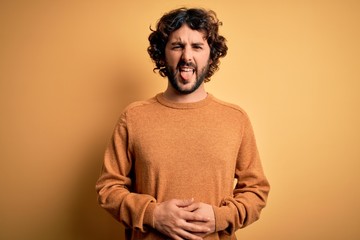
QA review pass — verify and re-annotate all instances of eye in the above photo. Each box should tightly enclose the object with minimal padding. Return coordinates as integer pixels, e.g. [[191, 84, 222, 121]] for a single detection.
[[193, 44, 203, 50], [171, 44, 183, 50]]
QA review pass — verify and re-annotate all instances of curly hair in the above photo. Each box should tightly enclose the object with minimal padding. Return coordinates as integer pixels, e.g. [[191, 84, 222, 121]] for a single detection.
[[147, 8, 228, 82]]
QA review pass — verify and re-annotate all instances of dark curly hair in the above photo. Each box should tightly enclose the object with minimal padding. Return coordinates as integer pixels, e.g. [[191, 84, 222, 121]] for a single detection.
[[147, 8, 228, 82]]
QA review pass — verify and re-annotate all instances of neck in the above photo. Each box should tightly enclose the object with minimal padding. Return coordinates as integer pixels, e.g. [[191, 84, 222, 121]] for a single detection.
[[163, 83, 207, 103]]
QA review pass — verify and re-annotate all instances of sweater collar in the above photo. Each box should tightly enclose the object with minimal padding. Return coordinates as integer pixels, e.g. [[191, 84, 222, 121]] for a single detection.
[[156, 93, 213, 109]]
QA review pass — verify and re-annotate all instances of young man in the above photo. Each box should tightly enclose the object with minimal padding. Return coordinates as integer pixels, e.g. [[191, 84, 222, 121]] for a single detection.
[[96, 8, 270, 240]]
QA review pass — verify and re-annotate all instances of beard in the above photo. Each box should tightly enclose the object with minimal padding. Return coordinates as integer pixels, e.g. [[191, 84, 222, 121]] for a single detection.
[[166, 60, 210, 94]]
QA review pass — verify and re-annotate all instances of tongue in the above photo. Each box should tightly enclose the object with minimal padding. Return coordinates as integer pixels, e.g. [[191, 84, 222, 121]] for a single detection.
[[180, 70, 194, 81]]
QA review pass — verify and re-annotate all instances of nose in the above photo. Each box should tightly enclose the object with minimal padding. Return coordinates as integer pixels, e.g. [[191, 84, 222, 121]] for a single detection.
[[181, 47, 193, 62]]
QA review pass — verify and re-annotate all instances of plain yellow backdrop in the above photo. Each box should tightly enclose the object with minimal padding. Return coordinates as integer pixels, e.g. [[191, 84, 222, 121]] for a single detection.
[[1, 0, 359, 239]]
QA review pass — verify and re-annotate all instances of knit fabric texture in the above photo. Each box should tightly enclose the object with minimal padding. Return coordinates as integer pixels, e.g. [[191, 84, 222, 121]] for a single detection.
[[96, 93, 270, 240]]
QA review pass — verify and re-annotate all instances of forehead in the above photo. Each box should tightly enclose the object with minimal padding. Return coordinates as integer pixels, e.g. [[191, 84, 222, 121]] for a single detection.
[[168, 24, 208, 43]]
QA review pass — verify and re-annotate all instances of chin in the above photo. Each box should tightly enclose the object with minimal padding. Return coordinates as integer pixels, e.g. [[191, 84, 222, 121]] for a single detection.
[[168, 70, 205, 95]]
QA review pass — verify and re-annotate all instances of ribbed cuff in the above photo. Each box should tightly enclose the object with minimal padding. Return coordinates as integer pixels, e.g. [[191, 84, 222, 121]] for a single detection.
[[143, 202, 157, 229], [213, 205, 231, 233]]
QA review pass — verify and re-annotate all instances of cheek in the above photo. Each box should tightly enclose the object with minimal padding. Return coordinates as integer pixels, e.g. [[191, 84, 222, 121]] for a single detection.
[[165, 54, 180, 67], [195, 54, 211, 67]]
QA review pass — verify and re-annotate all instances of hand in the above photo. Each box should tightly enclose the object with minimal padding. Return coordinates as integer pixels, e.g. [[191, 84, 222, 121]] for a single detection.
[[184, 202, 215, 238], [153, 198, 211, 240]]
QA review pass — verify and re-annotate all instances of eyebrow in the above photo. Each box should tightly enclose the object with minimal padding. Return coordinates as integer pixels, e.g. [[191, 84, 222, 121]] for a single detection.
[[170, 41, 205, 46], [170, 41, 184, 45], [192, 42, 205, 46]]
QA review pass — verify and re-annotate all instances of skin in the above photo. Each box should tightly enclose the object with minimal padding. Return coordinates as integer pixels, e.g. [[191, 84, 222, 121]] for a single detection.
[[163, 24, 212, 103], [153, 24, 216, 239], [153, 199, 215, 240]]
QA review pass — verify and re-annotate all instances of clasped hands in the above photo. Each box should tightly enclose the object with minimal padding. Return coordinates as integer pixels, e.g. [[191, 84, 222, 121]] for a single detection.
[[153, 198, 215, 240]]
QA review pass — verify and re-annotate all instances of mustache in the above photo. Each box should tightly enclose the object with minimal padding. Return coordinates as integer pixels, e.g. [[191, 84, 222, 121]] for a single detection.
[[177, 60, 196, 69]]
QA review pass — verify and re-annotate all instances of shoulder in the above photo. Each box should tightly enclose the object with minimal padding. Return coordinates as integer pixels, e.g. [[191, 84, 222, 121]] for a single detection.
[[122, 96, 158, 113], [209, 95, 250, 119], [116, 96, 158, 125], [209, 96, 257, 135]]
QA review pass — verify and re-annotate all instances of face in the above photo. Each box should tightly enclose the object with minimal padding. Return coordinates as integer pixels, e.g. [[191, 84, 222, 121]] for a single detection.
[[165, 24, 211, 94]]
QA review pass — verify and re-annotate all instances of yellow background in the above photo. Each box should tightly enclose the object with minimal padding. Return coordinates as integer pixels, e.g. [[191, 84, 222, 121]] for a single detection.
[[1, 0, 359, 239]]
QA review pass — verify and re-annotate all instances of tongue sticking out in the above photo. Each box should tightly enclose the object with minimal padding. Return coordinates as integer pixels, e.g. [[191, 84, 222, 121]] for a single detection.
[[180, 69, 194, 81]]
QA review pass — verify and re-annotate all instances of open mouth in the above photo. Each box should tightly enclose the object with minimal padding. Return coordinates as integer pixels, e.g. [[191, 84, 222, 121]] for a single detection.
[[179, 67, 195, 81], [180, 67, 195, 73]]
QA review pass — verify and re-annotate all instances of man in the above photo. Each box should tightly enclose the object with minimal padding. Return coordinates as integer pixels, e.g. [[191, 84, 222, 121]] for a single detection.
[[96, 7, 270, 240]]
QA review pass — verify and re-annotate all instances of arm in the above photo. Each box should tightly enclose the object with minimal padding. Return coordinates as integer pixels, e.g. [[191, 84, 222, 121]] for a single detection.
[[95, 113, 156, 232], [213, 115, 270, 235], [96, 113, 212, 238]]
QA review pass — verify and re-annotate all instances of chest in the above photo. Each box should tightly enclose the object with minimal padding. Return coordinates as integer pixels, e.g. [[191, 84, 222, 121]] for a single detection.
[[129, 109, 243, 172]]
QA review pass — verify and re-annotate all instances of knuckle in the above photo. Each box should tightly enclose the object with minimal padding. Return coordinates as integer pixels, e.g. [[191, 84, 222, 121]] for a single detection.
[[189, 225, 198, 232], [174, 219, 183, 227], [191, 213, 201, 220]]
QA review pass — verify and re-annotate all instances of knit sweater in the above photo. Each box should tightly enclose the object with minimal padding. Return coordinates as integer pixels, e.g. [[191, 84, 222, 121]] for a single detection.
[[96, 93, 270, 240]]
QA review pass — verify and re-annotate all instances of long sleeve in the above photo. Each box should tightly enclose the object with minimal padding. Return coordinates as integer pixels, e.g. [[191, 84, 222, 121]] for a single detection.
[[213, 114, 270, 235], [95, 95, 270, 239], [95, 113, 157, 232]]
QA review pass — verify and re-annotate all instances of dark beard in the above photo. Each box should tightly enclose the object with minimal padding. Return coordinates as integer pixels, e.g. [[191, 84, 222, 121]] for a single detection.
[[166, 61, 210, 95]]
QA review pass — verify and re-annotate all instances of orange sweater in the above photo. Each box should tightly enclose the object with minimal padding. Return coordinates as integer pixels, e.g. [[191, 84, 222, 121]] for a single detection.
[[96, 93, 270, 240]]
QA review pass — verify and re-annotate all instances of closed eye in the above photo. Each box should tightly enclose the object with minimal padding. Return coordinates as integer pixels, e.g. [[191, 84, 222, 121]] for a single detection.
[[172, 45, 183, 50], [171, 42, 184, 50], [192, 44, 204, 50]]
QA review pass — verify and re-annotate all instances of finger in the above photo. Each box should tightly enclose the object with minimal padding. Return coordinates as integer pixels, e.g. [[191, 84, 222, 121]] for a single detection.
[[181, 211, 210, 222], [175, 198, 194, 208], [181, 202, 200, 212], [171, 234, 186, 240], [175, 228, 204, 240], [170, 233, 185, 240], [181, 221, 211, 234]]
